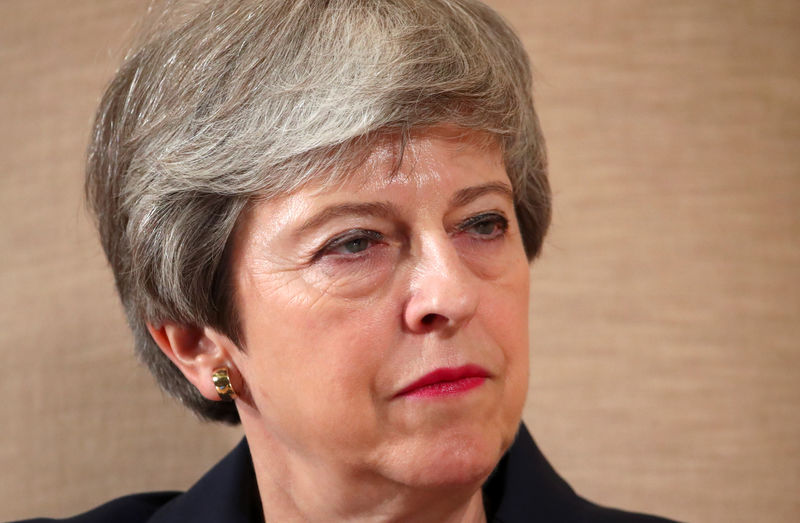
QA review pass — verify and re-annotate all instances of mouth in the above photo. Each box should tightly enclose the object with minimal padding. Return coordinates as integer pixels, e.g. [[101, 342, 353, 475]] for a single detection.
[[394, 364, 490, 399]]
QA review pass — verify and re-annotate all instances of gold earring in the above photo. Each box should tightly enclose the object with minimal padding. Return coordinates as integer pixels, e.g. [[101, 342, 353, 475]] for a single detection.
[[211, 367, 237, 401]]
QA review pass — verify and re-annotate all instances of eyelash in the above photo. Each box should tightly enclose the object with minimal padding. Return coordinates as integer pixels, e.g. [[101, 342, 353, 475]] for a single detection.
[[457, 212, 509, 239], [314, 212, 509, 260]]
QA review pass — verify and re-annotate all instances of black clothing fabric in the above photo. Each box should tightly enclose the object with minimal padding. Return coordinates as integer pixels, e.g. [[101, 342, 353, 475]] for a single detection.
[[14, 424, 681, 522], [484, 425, 680, 523]]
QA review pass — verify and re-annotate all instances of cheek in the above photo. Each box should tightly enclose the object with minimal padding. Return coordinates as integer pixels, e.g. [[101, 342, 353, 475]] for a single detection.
[[243, 297, 381, 393], [485, 259, 530, 400], [236, 277, 392, 448]]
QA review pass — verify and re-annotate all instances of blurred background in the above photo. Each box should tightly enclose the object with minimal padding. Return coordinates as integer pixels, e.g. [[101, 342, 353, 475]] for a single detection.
[[1, 1, 798, 521]]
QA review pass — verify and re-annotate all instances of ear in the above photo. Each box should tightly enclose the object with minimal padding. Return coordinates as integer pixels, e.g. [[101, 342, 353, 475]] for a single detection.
[[147, 321, 239, 402]]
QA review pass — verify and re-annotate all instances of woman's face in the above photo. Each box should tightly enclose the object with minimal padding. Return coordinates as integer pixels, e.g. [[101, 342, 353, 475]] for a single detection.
[[228, 128, 530, 489]]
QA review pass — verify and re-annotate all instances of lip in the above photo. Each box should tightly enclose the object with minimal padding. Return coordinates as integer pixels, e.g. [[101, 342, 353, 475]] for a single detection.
[[394, 364, 490, 399]]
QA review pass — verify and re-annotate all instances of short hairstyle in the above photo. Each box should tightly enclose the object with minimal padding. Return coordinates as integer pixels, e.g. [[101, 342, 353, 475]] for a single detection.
[[86, 0, 550, 424]]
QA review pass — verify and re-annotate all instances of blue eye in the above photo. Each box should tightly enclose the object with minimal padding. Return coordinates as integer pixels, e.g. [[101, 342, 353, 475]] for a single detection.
[[460, 213, 508, 239], [338, 237, 371, 254], [321, 229, 384, 257]]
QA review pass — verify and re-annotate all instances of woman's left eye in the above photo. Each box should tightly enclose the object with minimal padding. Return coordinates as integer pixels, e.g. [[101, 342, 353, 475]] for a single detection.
[[459, 213, 509, 239]]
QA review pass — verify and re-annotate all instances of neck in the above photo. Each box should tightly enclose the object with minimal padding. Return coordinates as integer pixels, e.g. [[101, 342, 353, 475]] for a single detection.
[[242, 421, 488, 523]]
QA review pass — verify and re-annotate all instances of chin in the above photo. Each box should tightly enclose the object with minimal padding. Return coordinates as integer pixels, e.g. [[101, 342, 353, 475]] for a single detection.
[[385, 422, 513, 489]]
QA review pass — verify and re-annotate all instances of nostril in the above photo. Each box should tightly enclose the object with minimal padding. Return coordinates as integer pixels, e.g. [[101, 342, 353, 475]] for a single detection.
[[421, 313, 437, 325]]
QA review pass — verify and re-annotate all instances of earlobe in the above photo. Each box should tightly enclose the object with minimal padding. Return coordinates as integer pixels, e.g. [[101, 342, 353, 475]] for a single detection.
[[146, 322, 238, 402]]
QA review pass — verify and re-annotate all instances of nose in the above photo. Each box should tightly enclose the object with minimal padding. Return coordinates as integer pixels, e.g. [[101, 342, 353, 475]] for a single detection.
[[402, 234, 479, 335]]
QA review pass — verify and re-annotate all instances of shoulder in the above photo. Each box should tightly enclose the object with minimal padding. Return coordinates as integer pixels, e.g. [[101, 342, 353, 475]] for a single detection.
[[9, 492, 181, 523], [485, 424, 684, 523], [11, 438, 260, 523]]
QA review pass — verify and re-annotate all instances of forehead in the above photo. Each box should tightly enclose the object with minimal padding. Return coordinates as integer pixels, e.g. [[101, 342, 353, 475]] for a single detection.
[[305, 126, 505, 197], [306, 131, 509, 203]]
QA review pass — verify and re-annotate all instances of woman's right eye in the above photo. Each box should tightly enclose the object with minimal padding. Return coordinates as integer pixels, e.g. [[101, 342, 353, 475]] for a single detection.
[[318, 230, 384, 258], [330, 236, 372, 255]]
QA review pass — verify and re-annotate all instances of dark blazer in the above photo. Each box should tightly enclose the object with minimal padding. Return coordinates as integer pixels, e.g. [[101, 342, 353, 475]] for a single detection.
[[14, 424, 682, 522]]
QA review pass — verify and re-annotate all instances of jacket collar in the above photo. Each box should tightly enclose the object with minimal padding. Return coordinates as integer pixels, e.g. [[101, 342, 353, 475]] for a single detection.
[[483, 423, 582, 522]]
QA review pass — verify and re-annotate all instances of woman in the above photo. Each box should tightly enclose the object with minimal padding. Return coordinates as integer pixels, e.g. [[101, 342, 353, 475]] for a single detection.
[[17, 1, 678, 522]]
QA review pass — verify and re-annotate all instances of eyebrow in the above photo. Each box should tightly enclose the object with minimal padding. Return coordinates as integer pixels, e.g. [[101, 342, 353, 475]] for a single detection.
[[294, 201, 397, 236], [449, 181, 514, 208], [293, 181, 514, 237]]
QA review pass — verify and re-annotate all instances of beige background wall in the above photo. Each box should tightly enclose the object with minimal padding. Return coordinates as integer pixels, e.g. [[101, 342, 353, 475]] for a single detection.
[[1, 1, 798, 521]]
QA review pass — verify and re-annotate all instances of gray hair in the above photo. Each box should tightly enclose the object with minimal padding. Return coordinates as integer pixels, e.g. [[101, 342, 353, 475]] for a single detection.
[[86, 0, 550, 424]]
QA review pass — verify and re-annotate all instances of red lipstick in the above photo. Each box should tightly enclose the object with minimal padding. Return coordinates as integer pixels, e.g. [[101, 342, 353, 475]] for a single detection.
[[395, 364, 489, 399]]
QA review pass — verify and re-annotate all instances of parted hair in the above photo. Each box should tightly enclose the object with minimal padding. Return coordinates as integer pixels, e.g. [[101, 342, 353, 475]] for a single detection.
[[86, 0, 550, 424]]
